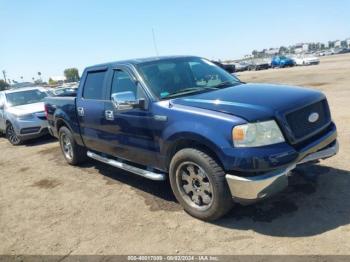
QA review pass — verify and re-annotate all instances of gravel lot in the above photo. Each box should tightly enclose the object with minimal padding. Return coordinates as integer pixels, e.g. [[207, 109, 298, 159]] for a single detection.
[[1, 54, 350, 255]]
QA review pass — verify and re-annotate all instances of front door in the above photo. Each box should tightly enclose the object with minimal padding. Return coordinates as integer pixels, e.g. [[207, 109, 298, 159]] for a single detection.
[[102, 68, 158, 167]]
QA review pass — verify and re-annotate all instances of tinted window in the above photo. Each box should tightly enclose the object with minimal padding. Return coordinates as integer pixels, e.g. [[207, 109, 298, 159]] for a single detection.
[[83, 71, 106, 99], [111, 70, 145, 102]]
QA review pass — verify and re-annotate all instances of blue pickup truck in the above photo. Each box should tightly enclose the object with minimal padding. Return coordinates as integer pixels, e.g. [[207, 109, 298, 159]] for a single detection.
[[45, 56, 338, 221]]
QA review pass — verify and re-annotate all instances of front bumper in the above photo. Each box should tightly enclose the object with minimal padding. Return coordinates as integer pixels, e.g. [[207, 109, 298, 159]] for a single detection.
[[13, 116, 49, 141], [226, 140, 339, 204]]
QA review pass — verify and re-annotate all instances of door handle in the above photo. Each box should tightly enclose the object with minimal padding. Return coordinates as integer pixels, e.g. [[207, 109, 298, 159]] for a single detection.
[[77, 107, 84, 117], [105, 110, 114, 121]]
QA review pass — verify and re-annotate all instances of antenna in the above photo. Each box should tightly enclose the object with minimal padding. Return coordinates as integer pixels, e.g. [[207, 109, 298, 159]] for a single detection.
[[152, 28, 159, 56]]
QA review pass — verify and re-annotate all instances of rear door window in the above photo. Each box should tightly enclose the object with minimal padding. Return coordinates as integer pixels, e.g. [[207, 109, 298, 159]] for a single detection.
[[83, 70, 106, 100]]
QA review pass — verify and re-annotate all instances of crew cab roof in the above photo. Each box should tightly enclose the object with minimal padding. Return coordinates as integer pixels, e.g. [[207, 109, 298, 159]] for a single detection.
[[85, 55, 201, 70]]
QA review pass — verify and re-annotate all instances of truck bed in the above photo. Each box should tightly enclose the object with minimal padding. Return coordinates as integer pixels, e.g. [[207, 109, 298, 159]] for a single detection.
[[44, 96, 78, 138]]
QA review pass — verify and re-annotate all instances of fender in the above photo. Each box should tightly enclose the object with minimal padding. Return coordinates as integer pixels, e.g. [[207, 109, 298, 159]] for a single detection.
[[160, 120, 233, 169], [54, 109, 85, 146], [4, 113, 20, 133], [163, 132, 226, 164]]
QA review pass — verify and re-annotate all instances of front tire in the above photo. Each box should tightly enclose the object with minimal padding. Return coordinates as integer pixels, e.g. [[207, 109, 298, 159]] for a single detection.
[[6, 123, 22, 145], [59, 126, 87, 165], [169, 148, 233, 221]]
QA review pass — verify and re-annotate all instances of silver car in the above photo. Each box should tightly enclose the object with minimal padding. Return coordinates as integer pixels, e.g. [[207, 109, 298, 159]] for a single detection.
[[0, 87, 49, 145]]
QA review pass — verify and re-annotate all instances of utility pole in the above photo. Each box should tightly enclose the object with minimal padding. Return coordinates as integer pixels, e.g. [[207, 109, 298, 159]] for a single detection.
[[2, 70, 7, 83]]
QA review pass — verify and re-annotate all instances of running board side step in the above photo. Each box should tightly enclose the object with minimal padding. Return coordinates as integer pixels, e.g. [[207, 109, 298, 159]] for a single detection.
[[87, 151, 166, 181]]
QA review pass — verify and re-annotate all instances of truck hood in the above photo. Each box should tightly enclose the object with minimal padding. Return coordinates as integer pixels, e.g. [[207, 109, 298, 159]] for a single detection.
[[171, 83, 325, 122], [7, 102, 45, 115]]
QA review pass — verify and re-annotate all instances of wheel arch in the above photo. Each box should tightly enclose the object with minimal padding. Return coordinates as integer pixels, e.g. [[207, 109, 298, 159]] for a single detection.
[[55, 118, 72, 133], [5, 119, 18, 132], [55, 117, 85, 147], [165, 135, 225, 172]]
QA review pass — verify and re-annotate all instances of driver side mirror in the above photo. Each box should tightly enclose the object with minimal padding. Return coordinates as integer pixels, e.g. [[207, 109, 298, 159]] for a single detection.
[[0, 102, 4, 110], [111, 91, 145, 111]]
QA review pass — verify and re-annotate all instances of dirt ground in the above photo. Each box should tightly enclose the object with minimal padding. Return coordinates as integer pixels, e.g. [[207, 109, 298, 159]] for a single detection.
[[1, 54, 350, 255]]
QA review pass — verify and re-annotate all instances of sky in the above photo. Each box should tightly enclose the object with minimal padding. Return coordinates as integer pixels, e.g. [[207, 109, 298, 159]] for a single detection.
[[1, 0, 350, 82]]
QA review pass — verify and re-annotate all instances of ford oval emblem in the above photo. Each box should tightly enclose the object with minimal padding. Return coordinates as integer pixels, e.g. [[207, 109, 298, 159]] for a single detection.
[[308, 112, 319, 123]]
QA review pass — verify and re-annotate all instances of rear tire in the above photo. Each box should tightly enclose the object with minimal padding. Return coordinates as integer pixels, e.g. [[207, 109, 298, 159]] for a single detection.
[[58, 126, 87, 165], [6, 123, 22, 145], [169, 148, 233, 221]]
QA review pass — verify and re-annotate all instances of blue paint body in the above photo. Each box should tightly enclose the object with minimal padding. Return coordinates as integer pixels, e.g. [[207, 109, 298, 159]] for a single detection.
[[45, 56, 337, 176]]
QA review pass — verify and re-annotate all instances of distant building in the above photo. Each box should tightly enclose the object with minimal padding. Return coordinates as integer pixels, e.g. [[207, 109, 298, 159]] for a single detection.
[[294, 43, 309, 54], [265, 48, 279, 55], [242, 37, 348, 63], [335, 40, 341, 48], [302, 43, 309, 51], [347, 39, 350, 48]]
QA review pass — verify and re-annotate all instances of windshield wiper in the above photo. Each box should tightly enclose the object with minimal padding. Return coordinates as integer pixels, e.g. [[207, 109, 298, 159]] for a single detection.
[[162, 86, 217, 99], [213, 81, 240, 89]]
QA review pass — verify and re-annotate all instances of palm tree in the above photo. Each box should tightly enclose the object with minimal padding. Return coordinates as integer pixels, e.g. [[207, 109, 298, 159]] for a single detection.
[[38, 72, 42, 80]]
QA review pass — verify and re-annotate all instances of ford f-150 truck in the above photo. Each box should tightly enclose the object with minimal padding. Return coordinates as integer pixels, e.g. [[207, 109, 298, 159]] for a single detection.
[[45, 56, 338, 221]]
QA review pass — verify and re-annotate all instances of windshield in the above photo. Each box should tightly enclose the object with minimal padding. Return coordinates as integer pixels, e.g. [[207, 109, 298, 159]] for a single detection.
[[137, 57, 241, 99], [5, 89, 47, 107]]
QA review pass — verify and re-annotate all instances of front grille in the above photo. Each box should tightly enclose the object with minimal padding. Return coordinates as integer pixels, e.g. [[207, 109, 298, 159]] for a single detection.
[[285, 99, 331, 142], [20, 127, 41, 134]]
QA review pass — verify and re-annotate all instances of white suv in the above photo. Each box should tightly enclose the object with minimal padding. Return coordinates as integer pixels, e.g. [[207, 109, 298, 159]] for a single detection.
[[0, 87, 49, 145]]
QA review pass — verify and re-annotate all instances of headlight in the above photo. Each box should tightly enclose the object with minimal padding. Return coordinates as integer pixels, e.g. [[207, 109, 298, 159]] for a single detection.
[[16, 113, 34, 120], [232, 120, 285, 147]]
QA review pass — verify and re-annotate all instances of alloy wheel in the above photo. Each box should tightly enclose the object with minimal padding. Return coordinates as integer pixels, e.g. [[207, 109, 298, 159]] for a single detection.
[[175, 161, 214, 211], [7, 124, 20, 145], [61, 133, 73, 160]]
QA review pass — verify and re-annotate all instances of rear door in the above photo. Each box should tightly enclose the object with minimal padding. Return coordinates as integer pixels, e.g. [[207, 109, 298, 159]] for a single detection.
[[76, 67, 110, 153]]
